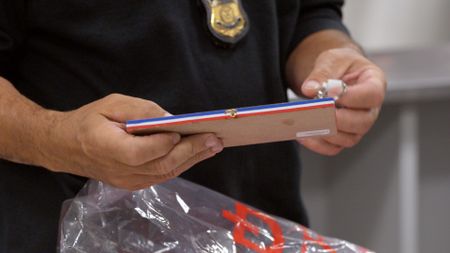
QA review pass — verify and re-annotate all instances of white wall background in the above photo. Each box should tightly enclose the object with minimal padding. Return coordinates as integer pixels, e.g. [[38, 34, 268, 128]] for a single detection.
[[343, 0, 450, 51], [301, 1, 450, 253]]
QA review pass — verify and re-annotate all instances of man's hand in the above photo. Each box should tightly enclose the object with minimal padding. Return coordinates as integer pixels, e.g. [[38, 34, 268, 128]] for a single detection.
[[298, 48, 385, 155], [286, 30, 386, 155], [0, 78, 224, 191], [42, 94, 223, 190]]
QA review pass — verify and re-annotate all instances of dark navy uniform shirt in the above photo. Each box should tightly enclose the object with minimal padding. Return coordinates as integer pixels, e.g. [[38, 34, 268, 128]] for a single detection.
[[0, 0, 347, 252]]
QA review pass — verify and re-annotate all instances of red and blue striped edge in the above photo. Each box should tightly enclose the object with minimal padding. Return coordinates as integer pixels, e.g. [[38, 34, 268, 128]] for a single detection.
[[126, 98, 335, 132]]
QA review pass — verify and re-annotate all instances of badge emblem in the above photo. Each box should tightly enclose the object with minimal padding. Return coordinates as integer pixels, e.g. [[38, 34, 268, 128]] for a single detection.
[[201, 0, 250, 46]]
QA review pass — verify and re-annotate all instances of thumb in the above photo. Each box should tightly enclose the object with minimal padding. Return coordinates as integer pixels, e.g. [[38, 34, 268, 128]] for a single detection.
[[99, 94, 170, 123], [301, 65, 333, 98], [301, 51, 354, 98], [301, 79, 322, 99]]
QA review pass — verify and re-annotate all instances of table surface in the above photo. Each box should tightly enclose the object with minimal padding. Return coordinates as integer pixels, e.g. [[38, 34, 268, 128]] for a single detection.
[[369, 44, 450, 103]]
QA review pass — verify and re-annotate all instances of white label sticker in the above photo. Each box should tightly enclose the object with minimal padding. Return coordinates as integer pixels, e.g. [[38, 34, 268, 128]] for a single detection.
[[296, 129, 331, 138]]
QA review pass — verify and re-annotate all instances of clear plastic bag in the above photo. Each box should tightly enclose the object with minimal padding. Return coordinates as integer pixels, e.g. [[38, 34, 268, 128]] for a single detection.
[[59, 178, 373, 253]]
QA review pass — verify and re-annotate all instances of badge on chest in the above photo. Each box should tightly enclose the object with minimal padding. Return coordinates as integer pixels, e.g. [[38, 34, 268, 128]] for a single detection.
[[200, 0, 250, 46]]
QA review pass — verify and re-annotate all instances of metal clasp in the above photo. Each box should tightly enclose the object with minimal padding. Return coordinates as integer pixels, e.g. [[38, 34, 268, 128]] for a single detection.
[[225, 109, 238, 118], [316, 79, 348, 100]]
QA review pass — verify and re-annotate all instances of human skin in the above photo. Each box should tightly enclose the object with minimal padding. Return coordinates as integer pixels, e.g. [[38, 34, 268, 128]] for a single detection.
[[0, 80, 224, 190], [0, 29, 385, 190], [286, 29, 386, 155]]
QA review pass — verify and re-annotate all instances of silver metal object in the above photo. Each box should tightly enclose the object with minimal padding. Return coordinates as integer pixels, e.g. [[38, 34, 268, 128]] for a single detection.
[[316, 79, 348, 100]]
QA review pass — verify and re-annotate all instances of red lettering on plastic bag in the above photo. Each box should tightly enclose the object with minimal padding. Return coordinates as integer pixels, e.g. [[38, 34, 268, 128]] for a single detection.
[[222, 202, 284, 253], [301, 228, 336, 253]]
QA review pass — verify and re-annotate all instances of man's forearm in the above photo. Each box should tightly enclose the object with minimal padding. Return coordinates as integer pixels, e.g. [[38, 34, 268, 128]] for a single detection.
[[285, 29, 362, 89], [0, 76, 225, 190], [0, 76, 58, 167]]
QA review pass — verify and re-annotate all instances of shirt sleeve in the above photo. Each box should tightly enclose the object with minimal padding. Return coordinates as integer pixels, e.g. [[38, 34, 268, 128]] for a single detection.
[[0, 0, 26, 77], [290, 0, 349, 50]]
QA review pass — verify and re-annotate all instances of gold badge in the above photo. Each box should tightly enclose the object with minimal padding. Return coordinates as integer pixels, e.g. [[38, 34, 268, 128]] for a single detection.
[[201, 0, 250, 46]]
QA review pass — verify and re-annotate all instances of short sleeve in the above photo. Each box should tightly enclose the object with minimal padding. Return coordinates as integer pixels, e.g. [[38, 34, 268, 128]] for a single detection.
[[290, 0, 349, 50], [0, 0, 26, 77]]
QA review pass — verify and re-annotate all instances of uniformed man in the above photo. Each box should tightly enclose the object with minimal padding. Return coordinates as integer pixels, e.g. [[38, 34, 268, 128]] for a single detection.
[[0, 0, 386, 252]]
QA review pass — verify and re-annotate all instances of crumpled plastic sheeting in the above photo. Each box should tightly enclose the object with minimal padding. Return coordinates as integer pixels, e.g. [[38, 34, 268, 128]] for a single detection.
[[59, 178, 373, 253]]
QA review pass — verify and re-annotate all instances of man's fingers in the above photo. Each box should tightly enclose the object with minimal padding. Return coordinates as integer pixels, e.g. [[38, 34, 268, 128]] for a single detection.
[[110, 149, 218, 191], [335, 108, 379, 135], [290, 47, 386, 157], [141, 133, 223, 176], [111, 131, 181, 167], [106, 173, 159, 191], [78, 94, 182, 166], [298, 138, 343, 156], [170, 148, 218, 177], [323, 132, 362, 148], [99, 93, 169, 122], [299, 49, 385, 108], [67, 94, 225, 189], [300, 49, 356, 98], [337, 78, 385, 109], [301, 68, 346, 98], [87, 119, 180, 166]]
